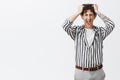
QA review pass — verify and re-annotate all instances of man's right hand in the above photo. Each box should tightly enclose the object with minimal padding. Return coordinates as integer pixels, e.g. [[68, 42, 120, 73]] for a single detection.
[[77, 5, 84, 14], [69, 4, 83, 22]]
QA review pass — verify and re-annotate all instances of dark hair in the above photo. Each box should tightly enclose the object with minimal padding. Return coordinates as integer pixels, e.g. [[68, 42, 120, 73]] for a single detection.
[[80, 4, 96, 16]]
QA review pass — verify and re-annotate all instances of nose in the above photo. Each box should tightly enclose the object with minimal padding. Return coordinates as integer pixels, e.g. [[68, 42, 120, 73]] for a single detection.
[[87, 15, 91, 20]]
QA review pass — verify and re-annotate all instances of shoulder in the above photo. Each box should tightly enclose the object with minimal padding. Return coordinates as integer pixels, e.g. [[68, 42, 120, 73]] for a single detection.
[[93, 26, 101, 31], [77, 25, 84, 30]]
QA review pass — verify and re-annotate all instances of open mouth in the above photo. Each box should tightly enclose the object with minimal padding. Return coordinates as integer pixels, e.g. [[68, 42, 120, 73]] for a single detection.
[[86, 21, 92, 25]]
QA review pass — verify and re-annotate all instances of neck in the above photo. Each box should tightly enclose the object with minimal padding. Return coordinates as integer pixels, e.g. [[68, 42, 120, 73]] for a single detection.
[[84, 24, 93, 29]]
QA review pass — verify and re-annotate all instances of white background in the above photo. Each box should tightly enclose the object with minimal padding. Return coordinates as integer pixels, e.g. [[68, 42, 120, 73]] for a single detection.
[[0, 0, 119, 80]]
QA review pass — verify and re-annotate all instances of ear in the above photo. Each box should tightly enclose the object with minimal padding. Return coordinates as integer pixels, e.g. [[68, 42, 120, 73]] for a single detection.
[[80, 15, 84, 19], [94, 15, 96, 19]]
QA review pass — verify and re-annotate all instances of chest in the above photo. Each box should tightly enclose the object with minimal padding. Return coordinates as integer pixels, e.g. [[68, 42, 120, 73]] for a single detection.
[[76, 30, 102, 47]]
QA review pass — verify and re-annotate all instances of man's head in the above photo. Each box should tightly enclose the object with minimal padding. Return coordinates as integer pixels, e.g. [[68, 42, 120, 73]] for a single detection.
[[80, 4, 96, 16], [80, 4, 97, 28]]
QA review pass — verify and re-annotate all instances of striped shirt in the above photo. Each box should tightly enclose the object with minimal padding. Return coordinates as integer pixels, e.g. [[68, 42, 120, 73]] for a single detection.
[[62, 12, 115, 68]]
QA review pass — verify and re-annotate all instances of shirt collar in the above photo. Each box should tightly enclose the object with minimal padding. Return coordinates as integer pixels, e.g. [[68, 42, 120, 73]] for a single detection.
[[80, 25, 98, 32]]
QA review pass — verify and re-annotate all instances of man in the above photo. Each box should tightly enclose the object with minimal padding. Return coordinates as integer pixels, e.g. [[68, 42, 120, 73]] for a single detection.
[[62, 4, 115, 80]]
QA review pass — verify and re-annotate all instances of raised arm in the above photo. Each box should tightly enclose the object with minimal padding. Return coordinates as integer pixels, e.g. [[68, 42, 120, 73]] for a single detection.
[[93, 4, 115, 40], [62, 5, 83, 40]]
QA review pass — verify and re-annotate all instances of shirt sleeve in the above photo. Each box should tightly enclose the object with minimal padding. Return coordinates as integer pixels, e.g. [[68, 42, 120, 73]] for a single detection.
[[97, 12, 115, 40], [62, 18, 77, 40]]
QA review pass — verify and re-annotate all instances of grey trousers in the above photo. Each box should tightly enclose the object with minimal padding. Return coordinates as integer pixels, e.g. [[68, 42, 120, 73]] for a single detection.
[[74, 68, 105, 80]]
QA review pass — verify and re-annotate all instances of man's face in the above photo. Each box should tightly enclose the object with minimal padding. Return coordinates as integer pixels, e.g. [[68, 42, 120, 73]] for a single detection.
[[81, 10, 96, 28]]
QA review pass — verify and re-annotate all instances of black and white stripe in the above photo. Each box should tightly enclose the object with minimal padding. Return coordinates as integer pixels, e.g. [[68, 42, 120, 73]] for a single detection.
[[62, 12, 115, 68]]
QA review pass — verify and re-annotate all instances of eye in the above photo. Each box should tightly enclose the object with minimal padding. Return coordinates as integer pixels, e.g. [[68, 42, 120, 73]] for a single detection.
[[85, 14, 88, 16], [90, 14, 94, 16]]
